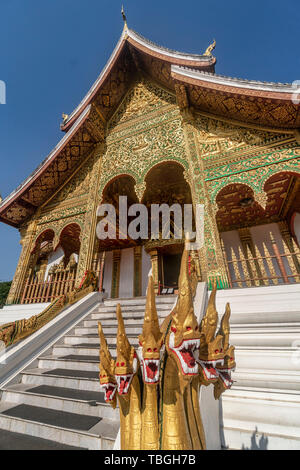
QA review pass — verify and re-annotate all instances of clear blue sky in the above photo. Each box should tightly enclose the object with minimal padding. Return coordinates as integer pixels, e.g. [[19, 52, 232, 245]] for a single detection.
[[0, 0, 299, 282]]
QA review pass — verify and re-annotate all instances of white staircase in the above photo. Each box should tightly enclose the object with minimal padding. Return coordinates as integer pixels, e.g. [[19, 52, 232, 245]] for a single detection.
[[0, 303, 51, 325], [0, 295, 175, 450], [215, 284, 300, 450]]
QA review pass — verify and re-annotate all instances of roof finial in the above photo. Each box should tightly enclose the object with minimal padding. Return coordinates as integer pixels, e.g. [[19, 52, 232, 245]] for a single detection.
[[203, 39, 216, 56], [62, 113, 68, 124], [121, 5, 128, 31]]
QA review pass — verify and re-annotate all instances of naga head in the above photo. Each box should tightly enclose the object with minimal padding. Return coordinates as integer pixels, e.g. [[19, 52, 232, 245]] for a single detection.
[[214, 303, 236, 399], [165, 249, 201, 389], [197, 282, 225, 385], [137, 275, 164, 385], [98, 322, 117, 408], [115, 303, 138, 398]]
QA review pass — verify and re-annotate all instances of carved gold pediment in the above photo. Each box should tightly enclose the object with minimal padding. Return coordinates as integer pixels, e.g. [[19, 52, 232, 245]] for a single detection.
[[108, 78, 176, 130]]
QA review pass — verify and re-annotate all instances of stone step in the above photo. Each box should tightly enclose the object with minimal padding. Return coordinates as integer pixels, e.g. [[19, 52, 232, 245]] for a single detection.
[[0, 402, 116, 449], [90, 310, 171, 320], [230, 324, 300, 347], [38, 356, 99, 372], [0, 428, 84, 450], [53, 344, 105, 357], [93, 303, 174, 313], [232, 368, 300, 392], [1, 383, 118, 420], [227, 311, 300, 325], [235, 347, 300, 372], [102, 295, 176, 307], [63, 334, 138, 346], [21, 368, 101, 392], [83, 318, 145, 327], [74, 325, 142, 336]]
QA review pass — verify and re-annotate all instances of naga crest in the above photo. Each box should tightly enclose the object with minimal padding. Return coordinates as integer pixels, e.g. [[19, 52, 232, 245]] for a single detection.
[[197, 282, 225, 385], [137, 275, 164, 384], [98, 322, 117, 407], [166, 249, 201, 387], [214, 303, 236, 399], [115, 304, 138, 398]]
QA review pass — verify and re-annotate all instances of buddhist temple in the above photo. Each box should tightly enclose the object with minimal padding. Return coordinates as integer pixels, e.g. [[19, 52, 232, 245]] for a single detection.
[[0, 17, 299, 450]]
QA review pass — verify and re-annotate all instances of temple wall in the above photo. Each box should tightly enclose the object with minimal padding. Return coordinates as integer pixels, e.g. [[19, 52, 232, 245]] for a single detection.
[[44, 246, 64, 280], [119, 248, 134, 298], [102, 251, 113, 298]]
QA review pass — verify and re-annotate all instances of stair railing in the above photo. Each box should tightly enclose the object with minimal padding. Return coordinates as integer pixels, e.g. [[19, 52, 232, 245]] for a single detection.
[[0, 271, 98, 347]]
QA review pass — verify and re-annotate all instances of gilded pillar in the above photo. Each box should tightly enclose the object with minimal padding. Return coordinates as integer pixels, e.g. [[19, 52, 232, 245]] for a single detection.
[[6, 211, 41, 304], [149, 249, 159, 294], [133, 246, 142, 297], [180, 110, 228, 289], [238, 228, 264, 287], [278, 221, 300, 281], [111, 249, 121, 298], [76, 143, 105, 286]]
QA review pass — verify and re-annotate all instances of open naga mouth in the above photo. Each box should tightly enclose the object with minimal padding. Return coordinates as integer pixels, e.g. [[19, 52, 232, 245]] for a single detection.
[[115, 374, 133, 395], [198, 359, 224, 381], [169, 334, 200, 375], [217, 366, 235, 388], [143, 359, 160, 384], [101, 383, 117, 402]]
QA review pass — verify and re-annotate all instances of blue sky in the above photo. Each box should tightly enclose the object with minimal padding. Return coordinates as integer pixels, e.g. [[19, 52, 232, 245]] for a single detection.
[[0, 0, 299, 281]]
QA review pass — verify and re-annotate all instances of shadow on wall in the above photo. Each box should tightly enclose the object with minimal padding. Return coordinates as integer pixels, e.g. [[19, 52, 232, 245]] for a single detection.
[[219, 400, 269, 450], [241, 427, 269, 450]]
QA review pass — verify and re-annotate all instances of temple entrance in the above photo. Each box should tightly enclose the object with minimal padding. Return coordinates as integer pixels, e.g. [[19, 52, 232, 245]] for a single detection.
[[162, 254, 181, 288], [216, 172, 300, 288], [97, 162, 201, 297]]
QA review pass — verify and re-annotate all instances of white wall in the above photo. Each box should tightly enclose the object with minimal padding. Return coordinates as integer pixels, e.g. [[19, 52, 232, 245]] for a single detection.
[[141, 247, 152, 295], [221, 222, 298, 286], [102, 251, 113, 298], [44, 246, 64, 280], [119, 248, 134, 298]]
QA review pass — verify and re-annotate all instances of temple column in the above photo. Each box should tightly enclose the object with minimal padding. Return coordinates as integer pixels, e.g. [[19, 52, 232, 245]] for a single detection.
[[111, 249, 121, 298], [180, 108, 229, 288], [75, 143, 105, 286], [278, 221, 300, 281], [6, 210, 41, 304], [238, 228, 263, 286], [149, 249, 159, 294], [133, 246, 142, 297]]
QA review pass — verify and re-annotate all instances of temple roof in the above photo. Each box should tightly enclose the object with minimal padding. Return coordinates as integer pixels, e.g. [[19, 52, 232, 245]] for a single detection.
[[0, 26, 299, 228]]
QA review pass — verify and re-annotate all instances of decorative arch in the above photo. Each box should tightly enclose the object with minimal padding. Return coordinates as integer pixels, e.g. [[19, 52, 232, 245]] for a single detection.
[[210, 177, 258, 205], [100, 173, 138, 202], [58, 223, 81, 265], [32, 229, 55, 254], [263, 170, 300, 192], [215, 183, 266, 231]]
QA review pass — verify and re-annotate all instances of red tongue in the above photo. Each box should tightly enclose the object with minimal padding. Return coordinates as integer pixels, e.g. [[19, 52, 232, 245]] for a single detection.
[[106, 386, 114, 401], [120, 377, 129, 394], [181, 349, 195, 368], [146, 362, 157, 380], [204, 363, 218, 378]]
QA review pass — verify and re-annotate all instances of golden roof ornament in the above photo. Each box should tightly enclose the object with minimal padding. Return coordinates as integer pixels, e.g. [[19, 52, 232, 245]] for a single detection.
[[203, 39, 216, 56], [121, 5, 128, 31], [62, 113, 69, 124]]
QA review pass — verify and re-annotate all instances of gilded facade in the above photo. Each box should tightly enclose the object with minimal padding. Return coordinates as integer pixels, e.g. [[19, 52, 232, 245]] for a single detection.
[[1, 26, 299, 303]]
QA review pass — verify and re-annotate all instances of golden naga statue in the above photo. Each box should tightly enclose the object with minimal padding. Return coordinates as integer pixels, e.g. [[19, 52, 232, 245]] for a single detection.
[[98, 251, 235, 450]]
